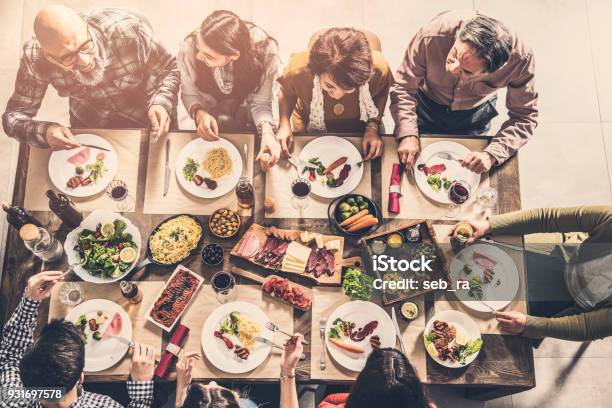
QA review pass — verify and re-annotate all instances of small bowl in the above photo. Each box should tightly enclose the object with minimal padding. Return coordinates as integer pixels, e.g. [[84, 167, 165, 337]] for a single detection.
[[209, 208, 241, 239], [201, 243, 224, 266], [328, 194, 381, 237]]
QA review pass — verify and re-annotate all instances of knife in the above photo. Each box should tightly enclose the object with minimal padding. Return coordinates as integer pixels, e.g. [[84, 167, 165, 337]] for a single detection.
[[163, 138, 171, 197], [79, 143, 111, 152], [254, 336, 306, 360], [391, 307, 407, 355]]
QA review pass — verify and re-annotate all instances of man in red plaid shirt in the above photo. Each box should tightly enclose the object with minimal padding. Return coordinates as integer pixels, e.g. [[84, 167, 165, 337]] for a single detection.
[[2, 5, 179, 150]]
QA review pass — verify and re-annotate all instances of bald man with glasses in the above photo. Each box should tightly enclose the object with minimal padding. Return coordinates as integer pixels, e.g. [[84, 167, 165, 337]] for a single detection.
[[2, 5, 180, 150]]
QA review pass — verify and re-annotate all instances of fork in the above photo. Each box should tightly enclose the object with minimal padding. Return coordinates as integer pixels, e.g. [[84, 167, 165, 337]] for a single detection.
[[265, 321, 310, 345], [254, 336, 306, 360], [437, 152, 460, 161], [319, 317, 327, 371]]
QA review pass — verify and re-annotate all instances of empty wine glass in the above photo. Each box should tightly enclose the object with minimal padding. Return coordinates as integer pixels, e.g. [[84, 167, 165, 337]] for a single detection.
[[290, 178, 311, 211], [59, 282, 84, 306], [445, 180, 471, 218], [476, 186, 498, 211], [106, 180, 134, 212]]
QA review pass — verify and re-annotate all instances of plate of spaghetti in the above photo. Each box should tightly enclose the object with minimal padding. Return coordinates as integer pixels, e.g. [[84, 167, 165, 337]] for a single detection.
[[176, 138, 243, 198], [148, 215, 203, 265]]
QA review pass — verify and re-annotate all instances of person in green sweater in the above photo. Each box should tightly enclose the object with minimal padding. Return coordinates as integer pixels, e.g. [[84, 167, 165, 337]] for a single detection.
[[453, 206, 612, 341]]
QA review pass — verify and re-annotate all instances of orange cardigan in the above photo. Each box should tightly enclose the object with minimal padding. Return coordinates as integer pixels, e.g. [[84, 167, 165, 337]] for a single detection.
[[318, 393, 349, 408]]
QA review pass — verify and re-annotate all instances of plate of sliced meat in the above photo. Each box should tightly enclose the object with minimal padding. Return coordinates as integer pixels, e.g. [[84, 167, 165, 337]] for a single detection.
[[298, 136, 364, 198], [424, 310, 482, 368], [449, 243, 520, 312], [413, 141, 481, 204], [325, 301, 395, 371], [48, 134, 118, 198]]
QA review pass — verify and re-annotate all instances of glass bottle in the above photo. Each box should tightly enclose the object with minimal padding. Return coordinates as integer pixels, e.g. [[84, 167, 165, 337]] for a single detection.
[[235, 176, 254, 209], [120, 280, 143, 304], [46, 190, 83, 229], [19, 224, 63, 262], [1, 202, 42, 230]]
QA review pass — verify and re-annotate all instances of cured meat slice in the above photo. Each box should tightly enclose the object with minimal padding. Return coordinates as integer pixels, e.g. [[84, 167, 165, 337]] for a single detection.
[[67, 147, 90, 165], [473, 251, 497, 269], [417, 163, 446, 176], [104, 313, 122, 337], [238, 232, 260, 258]]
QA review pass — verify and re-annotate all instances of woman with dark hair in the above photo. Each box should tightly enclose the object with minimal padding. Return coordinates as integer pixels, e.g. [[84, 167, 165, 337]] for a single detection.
[[178, 10, 281, 165], [174, 335, 303, 408], [319, 348, 436, 408], [275, 28, 393, 161]]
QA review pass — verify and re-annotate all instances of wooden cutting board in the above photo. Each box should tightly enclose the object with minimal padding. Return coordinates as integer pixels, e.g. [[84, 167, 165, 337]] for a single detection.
[[231, 224, 354, 286]]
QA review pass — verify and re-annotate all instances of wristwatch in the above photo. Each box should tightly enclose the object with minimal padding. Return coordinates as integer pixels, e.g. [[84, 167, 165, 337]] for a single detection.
[[256, 120, 277, 136]]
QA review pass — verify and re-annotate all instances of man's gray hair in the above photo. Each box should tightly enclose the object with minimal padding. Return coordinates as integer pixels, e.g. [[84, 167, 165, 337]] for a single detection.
[[458, 15, 513, 73]]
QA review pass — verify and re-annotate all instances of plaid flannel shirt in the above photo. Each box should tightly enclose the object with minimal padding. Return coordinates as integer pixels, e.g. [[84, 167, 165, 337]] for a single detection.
[[0, 293, 154, 408], [1, 8, 180, 148]]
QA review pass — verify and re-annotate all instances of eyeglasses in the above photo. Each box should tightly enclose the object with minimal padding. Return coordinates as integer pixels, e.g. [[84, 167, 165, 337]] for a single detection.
[[46, 24, 95, 67]]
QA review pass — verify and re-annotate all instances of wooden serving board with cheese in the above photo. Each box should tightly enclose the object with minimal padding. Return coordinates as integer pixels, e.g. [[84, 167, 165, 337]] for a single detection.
[[230, 224, 347, 285]]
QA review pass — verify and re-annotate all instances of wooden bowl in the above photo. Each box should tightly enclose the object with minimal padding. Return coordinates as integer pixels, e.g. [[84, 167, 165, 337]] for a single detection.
[[209, 208, 241, 238]]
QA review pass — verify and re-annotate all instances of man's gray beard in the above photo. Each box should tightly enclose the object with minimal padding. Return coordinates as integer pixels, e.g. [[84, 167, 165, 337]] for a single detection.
[[73, 54, 106, 86]]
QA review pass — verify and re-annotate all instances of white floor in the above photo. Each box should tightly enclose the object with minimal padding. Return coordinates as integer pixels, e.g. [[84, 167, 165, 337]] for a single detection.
[[1, 1, 611, 407]]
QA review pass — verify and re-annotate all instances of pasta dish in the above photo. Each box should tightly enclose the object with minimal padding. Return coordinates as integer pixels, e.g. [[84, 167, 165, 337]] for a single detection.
[[202, 147, 232, 179], [149, 216, 202, 264]]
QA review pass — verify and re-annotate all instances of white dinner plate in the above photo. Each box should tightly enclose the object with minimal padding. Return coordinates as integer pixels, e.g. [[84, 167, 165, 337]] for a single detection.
[[298, 136, 364, 198], [65, 299, 132, 372], [48, 134, 118, 198], [413, 141, 481, 204], [64, 210, 142, 283], [175, 138, 243, 198], [424, 310, 481, 368], [201, 301, 272, 374], [325, 300, 395, 372], [449, 243, 520, 312]]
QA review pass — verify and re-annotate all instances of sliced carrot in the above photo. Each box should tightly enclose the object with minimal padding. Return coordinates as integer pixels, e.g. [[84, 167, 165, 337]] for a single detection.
[[329, 337, 364, 354], [347, 217, 379, 232], [346, 214, 374, 227], [339, 209, 369, 227]]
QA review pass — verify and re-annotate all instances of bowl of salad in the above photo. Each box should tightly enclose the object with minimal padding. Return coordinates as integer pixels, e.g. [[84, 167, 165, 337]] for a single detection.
[[65, 210, 142, 283]]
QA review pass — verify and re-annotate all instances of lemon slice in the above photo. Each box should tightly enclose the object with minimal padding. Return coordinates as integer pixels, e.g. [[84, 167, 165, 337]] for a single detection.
[[454, 325, 469, 346], [426, 342, 439, 358], [101, 223, 115, 238], [119, 247, 137, 263]]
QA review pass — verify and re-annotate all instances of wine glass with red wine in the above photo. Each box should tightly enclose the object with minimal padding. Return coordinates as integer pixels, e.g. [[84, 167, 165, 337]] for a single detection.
[[445, 180, 471, 218], [291, 178, 311, 211], [106, 180, 134, 212], [212, 271, 237, 303]]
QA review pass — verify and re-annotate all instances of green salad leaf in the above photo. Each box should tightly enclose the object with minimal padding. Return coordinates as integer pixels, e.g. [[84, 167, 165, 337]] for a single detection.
[[342, 267, 373, 301], [427, 175, 442, 191], [457, 338, 483, 364], [183, 157, 199, 181]]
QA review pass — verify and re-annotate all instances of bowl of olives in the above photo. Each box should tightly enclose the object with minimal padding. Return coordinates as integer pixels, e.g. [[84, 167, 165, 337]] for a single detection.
[[327, 194, 381, 237], [202, 243, 224, 266], [209, 208, 241, 238]]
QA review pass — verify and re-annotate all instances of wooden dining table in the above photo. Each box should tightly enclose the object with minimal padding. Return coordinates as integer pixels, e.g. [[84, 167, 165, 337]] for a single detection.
[[0, 129, 534, 401]]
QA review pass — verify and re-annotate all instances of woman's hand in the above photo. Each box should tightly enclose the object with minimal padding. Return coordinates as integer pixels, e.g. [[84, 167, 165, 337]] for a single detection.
[[362, 125, 383, 160], [448, 219, 491, 243], [175, 351, 201, 407], [195, 110, 219, 141], [494, 311, 527, 334], [281, 334, 304, 376], [275, 125, 294, 158], [257, 128, 282, 167]]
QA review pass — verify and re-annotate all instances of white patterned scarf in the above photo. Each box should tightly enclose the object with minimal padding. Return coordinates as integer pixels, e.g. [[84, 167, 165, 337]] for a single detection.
[[307, 74, 379, 132]]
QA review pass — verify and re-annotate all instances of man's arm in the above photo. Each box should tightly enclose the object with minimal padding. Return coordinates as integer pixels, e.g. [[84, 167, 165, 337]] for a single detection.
[[0, 294, 40, 390], [484, 52, 538, 164], [389, 29, 428, 140], [524, 308, 612, 341], [490, 206, 612, 238], [137, 25, 180, 115], [2, 47, 56, 148]]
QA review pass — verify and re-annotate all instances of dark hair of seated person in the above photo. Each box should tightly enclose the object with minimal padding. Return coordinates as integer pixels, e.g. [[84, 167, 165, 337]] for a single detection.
[[308, 27, 373, 91], [182, 383, 241, 408], [19, 319, 85, 390], [346, 348, 430, 408]]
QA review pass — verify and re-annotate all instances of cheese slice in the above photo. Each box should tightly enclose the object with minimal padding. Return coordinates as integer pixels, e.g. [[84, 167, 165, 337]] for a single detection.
[[300, 231, 314, 243], [325, 239, 341, 252], [315, 234, 324, 249], [286, 241, 311, 261]]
